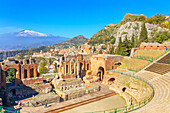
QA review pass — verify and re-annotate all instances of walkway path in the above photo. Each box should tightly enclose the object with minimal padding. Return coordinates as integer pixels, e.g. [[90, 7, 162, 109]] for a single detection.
[[61, 95, 126, 113]]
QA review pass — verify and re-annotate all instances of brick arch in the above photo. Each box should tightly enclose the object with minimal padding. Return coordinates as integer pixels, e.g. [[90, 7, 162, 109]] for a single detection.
[[108, 77, 115, 85], [98, 66, 105, 81], [1, 65, 21, 86], [2, 65, 19, 72]]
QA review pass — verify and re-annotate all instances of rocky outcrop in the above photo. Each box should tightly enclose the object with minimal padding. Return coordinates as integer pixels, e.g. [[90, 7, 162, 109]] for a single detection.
[[115, 22, 142, 45], [89, 14, 170, 46]]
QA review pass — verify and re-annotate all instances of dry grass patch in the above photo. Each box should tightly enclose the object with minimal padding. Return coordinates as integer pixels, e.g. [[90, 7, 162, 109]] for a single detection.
[[119, 57, 151, 71], [133, 50, 166, 61]]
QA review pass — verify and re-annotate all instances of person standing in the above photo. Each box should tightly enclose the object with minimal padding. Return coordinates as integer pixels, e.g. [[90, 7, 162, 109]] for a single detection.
[[44, 101, 47, 108], [18, 102, 21, 108]]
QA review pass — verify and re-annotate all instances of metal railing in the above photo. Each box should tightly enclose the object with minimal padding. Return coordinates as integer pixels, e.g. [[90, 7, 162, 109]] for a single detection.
[[0, 105, 36, 113], [85, 70, 154, 113]]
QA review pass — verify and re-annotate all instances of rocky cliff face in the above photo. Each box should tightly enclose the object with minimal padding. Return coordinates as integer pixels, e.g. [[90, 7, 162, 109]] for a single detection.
[[88, 14, 170, 46], [115, 22, 142, 45]]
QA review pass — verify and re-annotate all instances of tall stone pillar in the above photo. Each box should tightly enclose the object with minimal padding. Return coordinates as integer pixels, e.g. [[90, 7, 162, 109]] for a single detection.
[[34, 64, 38, 78], [74, 63, 76, 74], [16, 71, 20, 79], [2, 71, 6, 88], [27, 65, 31, 78], [21, 65, 25, 79], [64, 62, 66, 75], [85, 60, 87, 70], [59, 57, 63, 76], [70, 61, 72, 74], [77, 62, 79, 78]]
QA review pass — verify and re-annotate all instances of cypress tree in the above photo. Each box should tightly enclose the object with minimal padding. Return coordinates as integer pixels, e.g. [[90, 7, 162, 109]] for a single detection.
[[131, 34, 135, 47], [115, 37, 122, 55], [139, 23, 148, 43], [122, 36, 133, 56], [109, 46, 114, 54]]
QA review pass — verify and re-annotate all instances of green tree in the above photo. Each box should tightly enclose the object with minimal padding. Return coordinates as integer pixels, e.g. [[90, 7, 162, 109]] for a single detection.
[[139, 23, 148, 43], [109, 46, 114, 54], [145, 14, 166, 24], [5, 68, 16, 82], [101, 45, 106, 50], [54, 63, 59, 73], [115, 37, 123, 55], [155, 31, 170, 43], [75, 46, 78, 48], [110, 36, 116, 44], [121, 36, 133, 56], [99, 50, 103, 54], [39, 61, 48, 74], [92, 46, 96, 53], [131, 34, 135, 47], [49, 58, 52, 65]]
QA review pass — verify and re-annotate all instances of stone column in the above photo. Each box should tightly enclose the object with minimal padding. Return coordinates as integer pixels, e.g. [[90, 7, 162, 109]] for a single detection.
[[59, 57, 62, 75], [2, 71, 6, 88], [59, 63, 62, 75], [64, 62, 66, 75], [77, 62, 79, 78], [70, 61, 72, 74], [74, 63, 76, 74], [27, 65, 31, 78], [16, 71, 20, 79], [21, 65, 25, 79], [34, 64, 38, 78]]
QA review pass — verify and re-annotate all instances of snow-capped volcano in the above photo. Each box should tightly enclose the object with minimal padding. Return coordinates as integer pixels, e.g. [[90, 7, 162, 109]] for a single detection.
[[16, 30, 48, 37], [0, 30, 69, 51]]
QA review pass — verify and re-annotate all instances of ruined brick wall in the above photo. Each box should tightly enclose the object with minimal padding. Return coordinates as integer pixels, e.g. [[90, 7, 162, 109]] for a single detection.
[[90, 56, 106, 75], [106, 57, 120, 70], [140, 45, 170, 50], [22, 78, 44, 85]]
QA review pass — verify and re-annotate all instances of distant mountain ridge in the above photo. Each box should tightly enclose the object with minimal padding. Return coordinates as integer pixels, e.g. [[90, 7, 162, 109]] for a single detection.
[[0, 35, 88, 60], [50, 35, 88, 49], [0, 30, 69, 51]]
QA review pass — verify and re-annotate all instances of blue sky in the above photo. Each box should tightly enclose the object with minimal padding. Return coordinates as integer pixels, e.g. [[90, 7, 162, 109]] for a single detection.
[[0, 0, 169, 38]]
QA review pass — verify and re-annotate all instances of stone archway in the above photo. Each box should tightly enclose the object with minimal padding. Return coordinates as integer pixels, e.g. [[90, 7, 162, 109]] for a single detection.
[[122, 87, 126, 92], [108, 78, 115, 85], [98, 67, 104, 81], [80, 63, 83, 76]]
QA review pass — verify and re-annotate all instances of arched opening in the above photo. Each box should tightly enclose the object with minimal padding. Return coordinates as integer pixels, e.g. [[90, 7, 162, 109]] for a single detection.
[[5, 68, 17, 86], [66, 65, 68, 74], [24, 69, 27, 78], [87, 64, 89, 70], [98, 67, 104, 81], [122, 87, 126, 92], [71, 63, 74, 74], [115, 62, 122, 66], [108, 78, 115, 85], [10, 89, 16, 96], [30, 68, 34, 78]]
